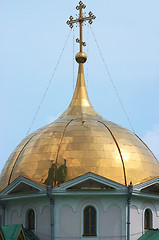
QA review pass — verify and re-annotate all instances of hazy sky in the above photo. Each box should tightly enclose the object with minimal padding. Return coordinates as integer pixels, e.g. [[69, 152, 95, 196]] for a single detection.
[[1, 0, 159, 173]]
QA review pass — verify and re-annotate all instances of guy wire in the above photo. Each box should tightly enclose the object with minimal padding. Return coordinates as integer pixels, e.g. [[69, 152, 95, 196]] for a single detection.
[[86, 23, 89, 90], [90, 26, 135, 133], [26, 29, 72, 136], [73, 27, 75, 90]]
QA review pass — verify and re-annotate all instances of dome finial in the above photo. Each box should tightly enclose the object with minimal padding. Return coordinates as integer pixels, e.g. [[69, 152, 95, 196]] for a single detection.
[[66, 1, 96, 64], [63, 2, 97, 118]]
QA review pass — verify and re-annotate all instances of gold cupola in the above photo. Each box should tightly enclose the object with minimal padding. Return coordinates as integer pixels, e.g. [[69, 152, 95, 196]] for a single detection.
[[0, 1, 159, 191]]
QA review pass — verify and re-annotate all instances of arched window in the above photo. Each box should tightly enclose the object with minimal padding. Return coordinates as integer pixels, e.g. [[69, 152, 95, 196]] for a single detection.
[[144, 209, 152, 230], [27, 209, 35, 230], [83, 206, 96, 236]]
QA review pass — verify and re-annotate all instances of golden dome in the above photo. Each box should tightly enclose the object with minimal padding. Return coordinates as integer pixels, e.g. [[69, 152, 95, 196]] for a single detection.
[[1, 2, 159, 191], [0, 62, 159, 191]]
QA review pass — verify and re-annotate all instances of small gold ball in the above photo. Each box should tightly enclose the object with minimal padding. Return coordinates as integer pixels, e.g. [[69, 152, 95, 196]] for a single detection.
[[75, 52, 87, 63]]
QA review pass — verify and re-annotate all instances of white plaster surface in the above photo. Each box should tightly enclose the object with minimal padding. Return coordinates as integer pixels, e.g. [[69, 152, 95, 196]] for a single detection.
[[11, 209, 22, 225], [130, 199, 159, 240], [2, 182, 159, 240], [59, 197, 122, 240], [6, 197, 51, 240], [130, 205, 142, 240], [99, 204, 122, 240]]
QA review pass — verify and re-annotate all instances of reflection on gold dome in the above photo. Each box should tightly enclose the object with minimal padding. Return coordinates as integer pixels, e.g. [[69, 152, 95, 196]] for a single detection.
[[0, 1, 159, 192], [0, 62, 159, 191]]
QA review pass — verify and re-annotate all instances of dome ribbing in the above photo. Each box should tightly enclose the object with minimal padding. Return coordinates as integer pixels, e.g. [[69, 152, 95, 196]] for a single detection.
[[0, 62, 159, 191]]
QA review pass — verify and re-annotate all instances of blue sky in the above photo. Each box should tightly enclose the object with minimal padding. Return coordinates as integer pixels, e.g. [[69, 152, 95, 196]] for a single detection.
[[1, 0, 159, 173]]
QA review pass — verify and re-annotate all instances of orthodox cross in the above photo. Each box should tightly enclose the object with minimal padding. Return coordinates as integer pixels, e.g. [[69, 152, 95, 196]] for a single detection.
[[66, 1, 96, 53]]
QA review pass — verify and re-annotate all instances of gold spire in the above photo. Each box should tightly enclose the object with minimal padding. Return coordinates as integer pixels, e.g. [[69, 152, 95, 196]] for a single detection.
[[64, 2, 97, 118], [70, 63, 91, 107]]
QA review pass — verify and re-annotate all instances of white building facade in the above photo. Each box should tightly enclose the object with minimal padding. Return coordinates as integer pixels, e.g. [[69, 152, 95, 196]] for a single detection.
[[1, 173, 159, 239]]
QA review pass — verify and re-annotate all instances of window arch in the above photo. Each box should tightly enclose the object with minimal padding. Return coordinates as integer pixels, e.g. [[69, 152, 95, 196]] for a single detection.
[[83, 206, 96, 236], [144, 208, 152, 230], [26, 209, 35, 230]]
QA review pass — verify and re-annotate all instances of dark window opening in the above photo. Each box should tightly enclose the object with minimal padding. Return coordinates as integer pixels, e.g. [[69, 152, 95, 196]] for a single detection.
[[27, 209, 35, 230], [144, 208, 152, 230], [83, 206, 96, 236]]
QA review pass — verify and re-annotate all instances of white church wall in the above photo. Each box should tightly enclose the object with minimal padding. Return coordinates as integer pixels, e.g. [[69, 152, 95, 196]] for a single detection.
[[59, 205, 80, 240], [130, 197, 159, 240], [4, 187, 159, 240], [11, 209, 23, 225], [5, 196, 51, 239], [55, 194, 126, 240], [37, 206, 50, 240], [154, 200, 159, 229], [130, 205, 142, 240], [99, 204, 122, 240]]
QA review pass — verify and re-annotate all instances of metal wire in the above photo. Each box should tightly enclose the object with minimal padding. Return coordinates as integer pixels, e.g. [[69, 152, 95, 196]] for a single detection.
[[26, 29, 72, 136], [73, 27, 75, 90], [90, 26, 135, 133], [86, 23, 89, 90]]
